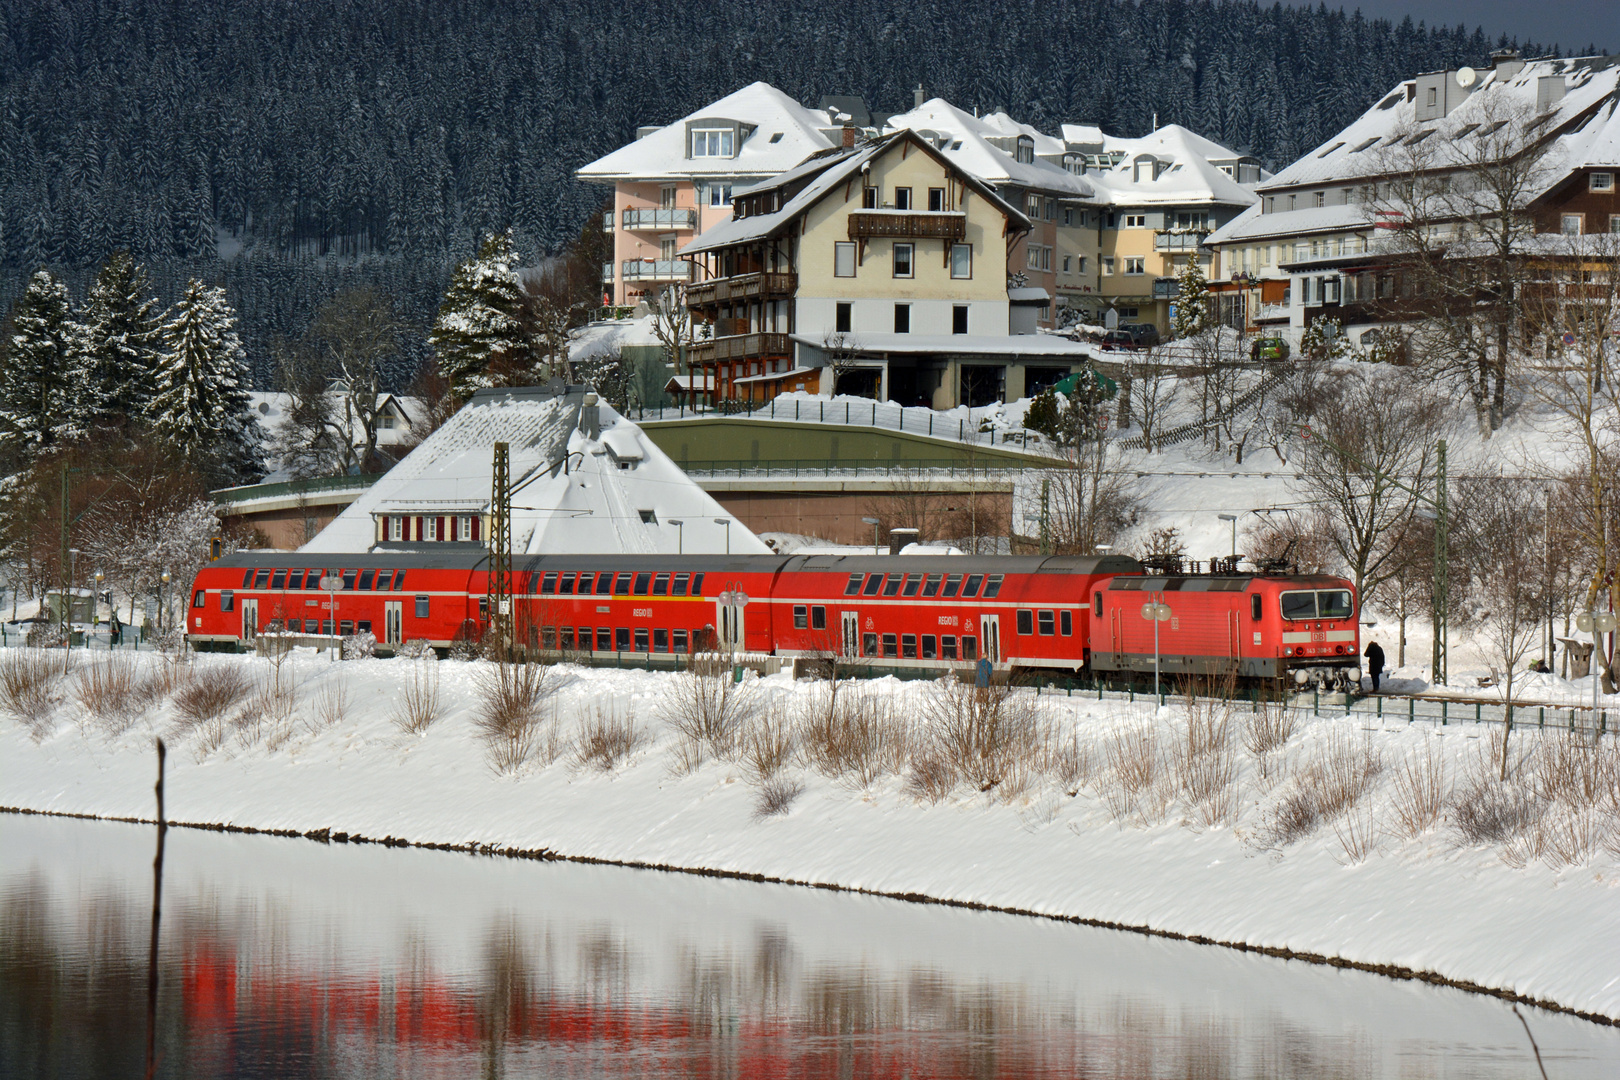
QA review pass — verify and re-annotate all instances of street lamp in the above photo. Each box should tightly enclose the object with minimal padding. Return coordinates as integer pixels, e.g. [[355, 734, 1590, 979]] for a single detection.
[[94, 570, 104, 645], [67, 547, 80, 637], [1575, 610, 1617, 720], [669, 519, 684, 554], [1141, 595, 1172, 703], [159, 570, 170, 637], [862, 516, 881, 554], [1218, 513, 1238, 558], [713, 517, 731, 555]]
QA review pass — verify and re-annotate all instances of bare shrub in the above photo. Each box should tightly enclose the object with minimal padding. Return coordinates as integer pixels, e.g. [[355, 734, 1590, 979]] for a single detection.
[[1251, 726, 1381, 848], [919, 678, 1044, 797], [172, 664, 253, 731], [754, 776, 805, 818], [575, 703, 641, 771], [1103, 721, 1164, 822], [474, 660, 558, 773], [660, 656, 757, 770], [0, 647, 71, 736], [312, 678, 350, 732], [392, 659, 443, 734], [1046, 726, 1092, 795], [906, 752, 957, 804], [72, 652, 143, 734], [1241, 699, 1297, 786], [1172, 696, 1238, 827], [1537, 802, 1603, 868], [1533, 731, 1608, 809], [1253, 787, 1321, 848], [799, 684, 908, 787], [398, 637, 434, 660], [1389, 740, 1447, 838], [1450, 760, 1540, 848], [1332, 797, 1380, 863], [741, 708, 795, 781]]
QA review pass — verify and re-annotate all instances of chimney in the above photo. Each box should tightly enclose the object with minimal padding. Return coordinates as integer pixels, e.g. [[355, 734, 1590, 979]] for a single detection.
[[1490, 48, 1523, 81], [1536, 74, 1566, 112], [578, 391, 601, 440], [914, 83, 925, 109], [841, 122, 855, 149], [889, 527, 920, 555]]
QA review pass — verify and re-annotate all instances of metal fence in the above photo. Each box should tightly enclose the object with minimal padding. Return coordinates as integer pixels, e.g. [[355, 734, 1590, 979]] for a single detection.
[[636, 397, 1048, 452], [675, 458, 1027, 480]]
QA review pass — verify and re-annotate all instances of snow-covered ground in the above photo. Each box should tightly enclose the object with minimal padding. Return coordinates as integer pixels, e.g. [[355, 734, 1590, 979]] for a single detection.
[[3, 648, 1617, 1025]]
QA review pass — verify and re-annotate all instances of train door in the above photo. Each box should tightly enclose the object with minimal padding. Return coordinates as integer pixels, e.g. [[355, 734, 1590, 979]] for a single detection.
[[718, 595, 746, 654], [384, 601, 403, 648], [979, 614, 1001, 664], [841, 611, 860, 657], [241, 598, 258, 644]]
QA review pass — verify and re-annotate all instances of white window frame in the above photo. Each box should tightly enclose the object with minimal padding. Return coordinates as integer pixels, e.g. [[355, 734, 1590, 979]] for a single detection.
[[950, 243, 972, 279], [1124, 257, 1145, 276], [690, 128, 735, 157], [1124, 214, 1146, 228], [894, 187, 912, 210], [708, 184, 732, 206], [834, 242, 856, 278], [1562, 213, 1584, 236], [1591, 172, 1615, 191], [1102, 256, 1115, 275], [893, 242, 914, 278]]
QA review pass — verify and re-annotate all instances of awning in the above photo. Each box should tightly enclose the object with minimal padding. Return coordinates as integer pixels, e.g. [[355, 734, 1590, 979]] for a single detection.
[[664, 374, 715, 392], [734, 366, 816, 386]]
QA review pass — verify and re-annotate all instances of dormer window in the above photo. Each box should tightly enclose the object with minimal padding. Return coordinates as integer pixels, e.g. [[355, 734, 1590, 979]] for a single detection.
[[691, 128, 735, 157], [1015, 135, 1035, 165]]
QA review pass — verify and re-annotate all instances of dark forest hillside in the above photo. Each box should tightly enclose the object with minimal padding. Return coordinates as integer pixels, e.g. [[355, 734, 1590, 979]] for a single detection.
[[0, 0, 1574, 384]]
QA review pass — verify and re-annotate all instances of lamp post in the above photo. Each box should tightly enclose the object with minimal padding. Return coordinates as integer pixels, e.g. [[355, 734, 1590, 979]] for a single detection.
[[319, 573, 344, 661], [713, 517, 731, 555], [669, 519, 684, 554], [94, 570, 104, 646], [1218, 513, 1238, 558], [862, 516, 881, 554], [67, 547, 80, 639], [159, 570, 170, 638], [1141, 594, 1171, 703], [1575, 610, 1617, 721]]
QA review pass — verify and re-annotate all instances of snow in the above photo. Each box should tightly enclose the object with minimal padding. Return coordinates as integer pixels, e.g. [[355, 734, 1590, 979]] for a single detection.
[[300, 384, 769, 556], [4, 650, 1618, 1025], [567, 315, 660, 361], [1087, 125, 1261, 208], [885, 98, 1094, 197], [789, 331, 1097, 357]]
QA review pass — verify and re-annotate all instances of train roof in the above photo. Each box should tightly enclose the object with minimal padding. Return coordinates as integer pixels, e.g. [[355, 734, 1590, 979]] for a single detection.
[[1107, 573, 1351, 591]]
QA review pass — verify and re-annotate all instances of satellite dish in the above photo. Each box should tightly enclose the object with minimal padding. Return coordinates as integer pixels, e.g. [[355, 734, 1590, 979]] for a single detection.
[[1456, 67, 1478, 88]]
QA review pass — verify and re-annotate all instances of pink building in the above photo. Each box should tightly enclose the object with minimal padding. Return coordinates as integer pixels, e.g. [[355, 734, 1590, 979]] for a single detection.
[[577, 83, 847, 306]]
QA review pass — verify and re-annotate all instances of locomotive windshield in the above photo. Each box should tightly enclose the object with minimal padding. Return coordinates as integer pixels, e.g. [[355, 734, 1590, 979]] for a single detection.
[[1280, 589, 1355, 620]]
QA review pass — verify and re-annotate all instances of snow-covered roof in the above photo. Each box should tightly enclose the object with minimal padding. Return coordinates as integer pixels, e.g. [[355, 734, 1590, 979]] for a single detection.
[[576, 82, 836, 183], [1088, 125, 1261, 208], [569, 316, 661, 362], [1207, 201, 1370, 246], [301, 385, 767, 556], [1007, 286, 1051, 303], [793, 332, 1095, 358], [883, 99, 1094, 198], [1060, 123, 1106, 147]]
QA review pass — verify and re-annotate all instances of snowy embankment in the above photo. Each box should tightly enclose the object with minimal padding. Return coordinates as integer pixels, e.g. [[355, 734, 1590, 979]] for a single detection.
[[3, 648, 1618, 1025]]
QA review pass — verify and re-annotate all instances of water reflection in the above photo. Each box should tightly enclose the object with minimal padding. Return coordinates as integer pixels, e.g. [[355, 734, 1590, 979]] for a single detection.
[[3, 815, 1617, 1079]]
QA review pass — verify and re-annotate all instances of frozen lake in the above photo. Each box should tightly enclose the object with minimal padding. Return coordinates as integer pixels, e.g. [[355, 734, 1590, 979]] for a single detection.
[[3, 814, 1616, 1078]]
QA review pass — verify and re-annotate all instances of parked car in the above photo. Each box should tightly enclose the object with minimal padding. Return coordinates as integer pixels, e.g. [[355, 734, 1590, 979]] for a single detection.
[[1250, 335, 1291, 362], [1100, 329, 1138, 351], [1119, 323, 1161, 348]]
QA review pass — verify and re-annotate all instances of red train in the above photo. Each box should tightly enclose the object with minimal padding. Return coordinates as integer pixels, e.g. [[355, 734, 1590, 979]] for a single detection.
[[187, 551, 1361, 688]]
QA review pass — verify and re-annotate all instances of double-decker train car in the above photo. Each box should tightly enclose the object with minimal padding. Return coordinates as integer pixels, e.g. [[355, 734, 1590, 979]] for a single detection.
[[188, 550, 1359, 688]]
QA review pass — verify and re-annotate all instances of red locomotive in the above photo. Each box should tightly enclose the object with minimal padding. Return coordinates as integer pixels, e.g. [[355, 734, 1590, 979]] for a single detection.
[[187, 551, 1360, 689]]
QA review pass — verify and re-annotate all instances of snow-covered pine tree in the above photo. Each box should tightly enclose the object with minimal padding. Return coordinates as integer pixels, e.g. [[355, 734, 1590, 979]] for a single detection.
[[1171, 257, 1209, 340], [429, 230, 530, 399], [74, 251, 163, 427], [148, 280, 264, 483], [0, 270, 88, 460]]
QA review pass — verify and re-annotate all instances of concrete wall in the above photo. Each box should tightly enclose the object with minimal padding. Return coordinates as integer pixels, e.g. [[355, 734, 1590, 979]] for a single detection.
[[711, 485, 1015, 547]]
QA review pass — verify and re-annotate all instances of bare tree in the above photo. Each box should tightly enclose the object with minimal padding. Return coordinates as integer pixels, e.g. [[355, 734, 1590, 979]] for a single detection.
[[648, 284, 695, 380], [1034, 421, 1143, 554], [818, 332, 868, 398], [1115, 352, 1178, 449]]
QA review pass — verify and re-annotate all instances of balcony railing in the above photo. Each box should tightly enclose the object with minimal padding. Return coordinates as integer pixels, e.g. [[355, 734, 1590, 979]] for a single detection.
[[602, 212, 614, 231], [1254, 302, 1289, 322], [1151, 278, 1179, 300], [686, 271, 798, 307], [622, 208, 697, 231], [621, 260, 693, 282], [1154, 229, 1211, 251], [847, 211, 966, 241], [688, 333, 792, 365]]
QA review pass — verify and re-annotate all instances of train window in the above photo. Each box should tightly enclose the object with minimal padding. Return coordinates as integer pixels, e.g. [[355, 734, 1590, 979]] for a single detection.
[[392, 571, 406, 591], [1060, 610, 1073, 636], [673, 629, 689, 653], [793, 605, 808, 629], [321, 619, 334, 635], [270, 570, 287, 590], [616, 628, 631, 651], [560, 627, 575, 651], [575, 572, 593, 594], [653, 573, 670, 596], [845, 573, 864, 595], [358, 570, 375, 590], [193, 590, 206, 608], [1280, 591, 1317, 620], [1094, 592, 1102, 616], [1319, 590, 1353, 619], [921, 634, 937, 659], [882, 574, 904, 597], [1251, 594, 1263, 621], [633, 572, 651, 595], [541, 572, 558, 594], [921, 574, 942, 598], [862, 632, 879, 657], [220, 591, 235, 612], [634, 628, 650, 652], [614, 573, 632, 595], [691, 573, 705, 595], [1038, 610, 1055, 636], [287, 570, 305, 590], [942, 574, 963, 598], [1016, 610, 1034, 635], [811, 606, 826, 630], [341, 570, 357, 591], [962, 574, 983, 598], [415, 595, 429, 618], [654, 628, 669, 652], [376, 570, 393, 590], [301, 570, 319, 590], [340, 620, 354, 636], [254, 569, 271, 589], [902, 575, 922, 597], [902, 634, 917, 658], [882, 633, 898, 657], [862, 574, 883, 596], [962, 636, 978, 660], [243, 570, 254, 587], [941, 635, 958, 660], [559, 573, 576, 595], [672, 573, 690, 596], [597, 628, 612, 651], [983, 575, 1005, 598], [542, 627, 557, 650], [596, 573, 613, 595], [357, 620, 372, 634]]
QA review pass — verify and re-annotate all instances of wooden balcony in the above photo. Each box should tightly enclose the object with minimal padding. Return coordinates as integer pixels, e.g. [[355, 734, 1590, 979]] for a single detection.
[[847, 211, 966, 241], [686, 272, 798, 308], [688, 333, 792, 365]]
